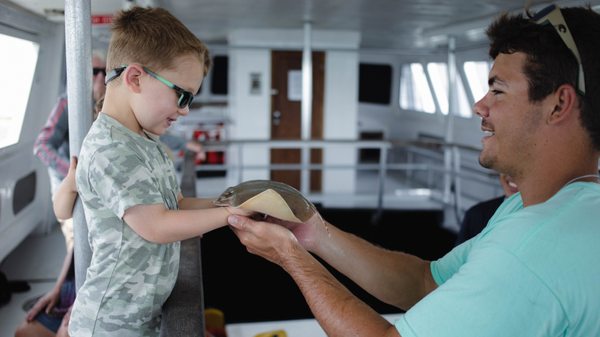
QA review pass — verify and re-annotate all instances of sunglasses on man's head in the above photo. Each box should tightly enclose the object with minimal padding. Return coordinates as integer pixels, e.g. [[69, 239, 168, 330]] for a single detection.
[[529, 4, 585, 95], [93, 67, 106, 76], [104, 65, 196, 109]]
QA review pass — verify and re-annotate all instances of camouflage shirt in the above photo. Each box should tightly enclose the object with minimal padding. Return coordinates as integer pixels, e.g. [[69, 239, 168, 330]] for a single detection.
[[69, 113, 180, 337]]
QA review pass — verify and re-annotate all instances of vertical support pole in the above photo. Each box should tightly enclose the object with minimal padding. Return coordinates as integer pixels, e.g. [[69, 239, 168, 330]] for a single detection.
[[64, 0, 93, 291], [443, 37, 457, 204], [301, 20, 313, 195]]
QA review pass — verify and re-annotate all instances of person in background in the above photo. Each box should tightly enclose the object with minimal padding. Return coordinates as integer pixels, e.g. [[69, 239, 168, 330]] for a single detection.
[[32, 51, 106, 289], [69, 7, 247, 336], [161, 131, 206, 164], [33, 50, 106, 195], [455, 173, 518, 245], [22, 49, 106, 337], [14, 157, 78, 337], [228, 5, 600, 336]]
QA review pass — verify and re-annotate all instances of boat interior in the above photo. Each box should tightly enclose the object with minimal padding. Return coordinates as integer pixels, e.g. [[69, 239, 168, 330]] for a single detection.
[[1, 0, 599, 336]]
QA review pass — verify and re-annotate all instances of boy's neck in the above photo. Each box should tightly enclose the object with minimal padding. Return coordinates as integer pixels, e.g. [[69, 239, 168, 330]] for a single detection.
[[101, 90, 144, 136]]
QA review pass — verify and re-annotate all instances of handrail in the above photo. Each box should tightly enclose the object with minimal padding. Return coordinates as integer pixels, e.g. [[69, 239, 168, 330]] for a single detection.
[[160, 151, 205, 337], [192, 139, 499, 223]]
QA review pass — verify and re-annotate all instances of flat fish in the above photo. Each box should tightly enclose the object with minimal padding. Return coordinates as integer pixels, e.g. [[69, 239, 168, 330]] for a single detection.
[[214, 180, 318, 223]]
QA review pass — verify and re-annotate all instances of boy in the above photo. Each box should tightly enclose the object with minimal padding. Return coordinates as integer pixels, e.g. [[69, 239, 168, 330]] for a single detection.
[[69, 7, 245, 336]]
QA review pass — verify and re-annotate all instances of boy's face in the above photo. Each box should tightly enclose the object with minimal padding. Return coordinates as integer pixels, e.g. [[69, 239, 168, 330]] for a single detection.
[[133, 54, 204, 135]]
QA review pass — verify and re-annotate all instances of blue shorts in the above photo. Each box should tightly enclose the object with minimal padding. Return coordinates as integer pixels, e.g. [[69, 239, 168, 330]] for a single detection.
[[34, 279, 76, 333]]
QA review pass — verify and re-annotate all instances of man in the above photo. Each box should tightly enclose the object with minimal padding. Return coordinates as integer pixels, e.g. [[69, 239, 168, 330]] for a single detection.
[[33, 50, 107, 194], [228, 5, 600, 336]]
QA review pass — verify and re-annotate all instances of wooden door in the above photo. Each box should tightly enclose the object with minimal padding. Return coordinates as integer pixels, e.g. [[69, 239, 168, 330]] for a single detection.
[[270, 51, 324, 192]]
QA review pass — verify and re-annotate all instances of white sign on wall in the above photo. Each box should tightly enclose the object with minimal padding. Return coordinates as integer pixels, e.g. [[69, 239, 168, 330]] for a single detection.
[[287, 70, 302, 101]]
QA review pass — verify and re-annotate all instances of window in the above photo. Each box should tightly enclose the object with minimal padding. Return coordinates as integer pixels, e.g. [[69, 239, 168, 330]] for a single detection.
[[210, 56, 228, 95], [426, 62, 471, 117], [359, 63, 392, 104], [399, 63, 435, 113], [0, 33, 39, 149], [464, 61, 492, 103]]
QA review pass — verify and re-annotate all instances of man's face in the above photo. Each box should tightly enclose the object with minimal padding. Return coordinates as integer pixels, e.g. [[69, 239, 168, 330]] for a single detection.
[[474, 52, 545, 176], [92, 55, 106, 102]]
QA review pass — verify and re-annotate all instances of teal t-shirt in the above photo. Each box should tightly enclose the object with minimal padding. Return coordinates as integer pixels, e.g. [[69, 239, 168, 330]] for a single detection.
[[395, 182, 600, 337]]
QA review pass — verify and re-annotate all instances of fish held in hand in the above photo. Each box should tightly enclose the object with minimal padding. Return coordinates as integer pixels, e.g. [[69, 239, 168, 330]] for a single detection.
[[214, 180, 318, 223]]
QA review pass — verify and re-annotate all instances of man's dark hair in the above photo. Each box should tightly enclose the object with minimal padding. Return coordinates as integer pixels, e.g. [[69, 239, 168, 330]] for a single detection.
[[487, 7, 600, 150]]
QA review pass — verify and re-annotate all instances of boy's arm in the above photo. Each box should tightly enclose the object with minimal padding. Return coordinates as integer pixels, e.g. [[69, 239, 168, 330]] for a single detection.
[[178, 194, 216, 210], [53, 157, 78, 220], [123, 204, 236, 244]]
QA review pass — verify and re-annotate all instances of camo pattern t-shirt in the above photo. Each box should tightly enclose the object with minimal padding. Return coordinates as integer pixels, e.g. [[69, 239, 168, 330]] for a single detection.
[[69, 113, 180, 337]]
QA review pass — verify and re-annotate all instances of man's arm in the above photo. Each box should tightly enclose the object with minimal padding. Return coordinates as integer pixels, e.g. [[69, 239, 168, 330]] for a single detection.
[[262, 213, 437, 310], [229, 215, 403, 337], [312, 222, 437, 310]]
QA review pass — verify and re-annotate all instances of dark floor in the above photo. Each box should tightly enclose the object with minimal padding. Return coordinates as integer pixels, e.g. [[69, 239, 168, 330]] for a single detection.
[[201, 207, 455, 324]]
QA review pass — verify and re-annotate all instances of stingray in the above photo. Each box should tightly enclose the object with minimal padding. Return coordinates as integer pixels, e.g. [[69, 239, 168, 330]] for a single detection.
[[214, 180, 319, 223]]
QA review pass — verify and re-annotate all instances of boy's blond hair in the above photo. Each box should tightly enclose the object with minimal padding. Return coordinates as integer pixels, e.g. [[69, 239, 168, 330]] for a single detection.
[[106, 7, 210, 77]]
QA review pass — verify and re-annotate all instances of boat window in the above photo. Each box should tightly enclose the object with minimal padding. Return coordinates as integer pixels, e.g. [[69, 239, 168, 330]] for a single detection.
[[210, 55, 228, 95], [359, 63, 392, 105], [399, 63, 435, 113], [0, 33, 39, 149], [426, 62, 471, 117], [464, 61, 492, 103]]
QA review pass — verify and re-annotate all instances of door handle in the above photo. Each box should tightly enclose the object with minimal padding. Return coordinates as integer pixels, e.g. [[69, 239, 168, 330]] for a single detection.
[[273, 110, 281, 126]]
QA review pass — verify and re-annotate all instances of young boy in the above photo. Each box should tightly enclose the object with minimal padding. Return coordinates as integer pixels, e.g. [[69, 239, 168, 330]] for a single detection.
[[69, 7, 245, 336]]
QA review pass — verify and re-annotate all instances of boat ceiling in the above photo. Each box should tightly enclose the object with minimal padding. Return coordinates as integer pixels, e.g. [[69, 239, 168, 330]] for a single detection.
[[4, 0, 600, 53]]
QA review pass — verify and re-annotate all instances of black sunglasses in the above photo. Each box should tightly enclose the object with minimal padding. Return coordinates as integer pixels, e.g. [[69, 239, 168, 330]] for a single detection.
[[93, 67, 106, 76], [105, 65, 196, 109]]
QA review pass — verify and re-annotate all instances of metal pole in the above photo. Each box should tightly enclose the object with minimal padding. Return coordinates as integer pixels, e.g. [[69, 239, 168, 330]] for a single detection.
[[443, 37, 457, 204], [64, 0, 93, 291], [301, 20, 313, 195]]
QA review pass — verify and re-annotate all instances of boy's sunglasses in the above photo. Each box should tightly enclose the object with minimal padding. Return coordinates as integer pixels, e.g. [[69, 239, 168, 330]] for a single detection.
[[105, 65, 196, 109], [93, 67, 106, 76], [529, 4, 585, 95]]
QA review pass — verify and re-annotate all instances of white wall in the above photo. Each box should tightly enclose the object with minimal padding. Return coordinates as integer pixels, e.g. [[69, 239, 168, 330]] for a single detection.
[[322, 51, 359, 193], [227, 48, 271, 185], [227, 29, 361, 194], [0, 4, 64, 261]]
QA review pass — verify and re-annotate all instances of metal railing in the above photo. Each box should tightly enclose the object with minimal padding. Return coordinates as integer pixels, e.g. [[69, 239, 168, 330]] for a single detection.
[[194, 139, 500, 222]]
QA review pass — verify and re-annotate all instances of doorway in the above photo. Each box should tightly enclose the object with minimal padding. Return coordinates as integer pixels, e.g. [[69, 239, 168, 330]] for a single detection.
[[270, 50, 324, 192]]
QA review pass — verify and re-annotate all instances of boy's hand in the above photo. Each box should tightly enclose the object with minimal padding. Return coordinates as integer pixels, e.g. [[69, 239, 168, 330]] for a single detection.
[[225, 206, 254, 217], [64, 156, 78, 192]]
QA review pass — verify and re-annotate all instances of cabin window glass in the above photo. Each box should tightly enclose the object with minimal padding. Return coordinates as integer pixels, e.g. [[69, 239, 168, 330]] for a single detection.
[[359, 63, 392, 104], [464, 61, 492, 103], [210, 56, 228, 95], [426, 62, 471, 117], [399, 63, 435, 113], [0, 33, 38, 149]]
